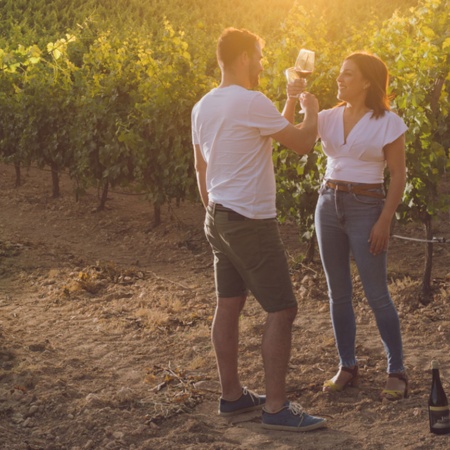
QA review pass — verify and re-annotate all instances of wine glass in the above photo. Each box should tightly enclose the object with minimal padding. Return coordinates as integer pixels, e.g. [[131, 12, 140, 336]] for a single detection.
[[294, 49, 315, 79], [285, 49, 315, 112], [285, 67, 302, 99]]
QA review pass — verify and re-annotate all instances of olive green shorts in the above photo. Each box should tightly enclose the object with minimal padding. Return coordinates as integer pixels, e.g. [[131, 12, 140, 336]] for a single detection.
[[204, 204, 297, 313]]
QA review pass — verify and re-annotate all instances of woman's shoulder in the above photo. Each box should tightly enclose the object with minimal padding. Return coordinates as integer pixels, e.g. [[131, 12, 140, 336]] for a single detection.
[[383, 109, 402, 118], [380, 109, 407, 127], [318, 106, 344, 138], [319, 105, 344, 117], [319, 106, 344, 126]]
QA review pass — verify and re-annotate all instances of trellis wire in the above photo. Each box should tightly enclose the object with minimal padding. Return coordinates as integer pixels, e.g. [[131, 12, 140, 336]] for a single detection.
[[392, 235, 447, 244]]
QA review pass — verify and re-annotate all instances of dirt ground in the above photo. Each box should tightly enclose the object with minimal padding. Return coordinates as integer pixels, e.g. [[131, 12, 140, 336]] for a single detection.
[[0, 163, 449, 450]]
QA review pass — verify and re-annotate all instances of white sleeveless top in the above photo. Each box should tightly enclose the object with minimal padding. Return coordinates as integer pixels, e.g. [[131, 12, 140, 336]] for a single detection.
[[318, 106, 408, 183]]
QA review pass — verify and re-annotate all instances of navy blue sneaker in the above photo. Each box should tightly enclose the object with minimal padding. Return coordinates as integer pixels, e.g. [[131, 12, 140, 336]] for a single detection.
[[219, 387, 266, 417], [262, 401, 326, 431]]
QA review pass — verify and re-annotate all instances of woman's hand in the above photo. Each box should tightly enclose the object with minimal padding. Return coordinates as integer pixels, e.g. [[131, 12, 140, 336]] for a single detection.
[[368, 218, 391, 255], [300, 92, 319, 115]]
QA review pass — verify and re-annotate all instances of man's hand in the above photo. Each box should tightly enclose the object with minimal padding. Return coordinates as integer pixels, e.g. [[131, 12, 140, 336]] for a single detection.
[[286, 77, 306, 99]]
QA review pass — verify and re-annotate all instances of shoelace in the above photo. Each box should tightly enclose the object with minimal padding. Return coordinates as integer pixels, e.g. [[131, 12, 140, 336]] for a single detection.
[[287, 402, 304, 416], [242, 387, 260, 404]]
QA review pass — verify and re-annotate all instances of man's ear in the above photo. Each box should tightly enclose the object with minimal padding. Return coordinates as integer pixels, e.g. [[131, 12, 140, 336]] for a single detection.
[[240, 51, 250, 65]]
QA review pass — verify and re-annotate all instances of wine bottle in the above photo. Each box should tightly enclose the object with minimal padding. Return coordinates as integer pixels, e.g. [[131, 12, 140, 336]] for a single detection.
[[429, 360, 450, 435]]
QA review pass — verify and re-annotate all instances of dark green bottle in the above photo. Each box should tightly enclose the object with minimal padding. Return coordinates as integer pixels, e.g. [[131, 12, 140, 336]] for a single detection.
[[429, 360, 450, 435]]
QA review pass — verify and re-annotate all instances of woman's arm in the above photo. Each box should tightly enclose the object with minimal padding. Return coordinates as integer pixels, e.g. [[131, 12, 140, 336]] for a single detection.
[[281, 77, 306, 123], [368, 134, 406, 255]]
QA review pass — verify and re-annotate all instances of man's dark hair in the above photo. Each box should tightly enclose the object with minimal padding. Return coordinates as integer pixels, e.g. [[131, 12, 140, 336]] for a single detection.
[[216, 28, 264, 68]]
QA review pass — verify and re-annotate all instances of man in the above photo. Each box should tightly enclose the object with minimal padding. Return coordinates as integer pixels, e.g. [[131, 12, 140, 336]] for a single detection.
[[191, 28, 326, 432]]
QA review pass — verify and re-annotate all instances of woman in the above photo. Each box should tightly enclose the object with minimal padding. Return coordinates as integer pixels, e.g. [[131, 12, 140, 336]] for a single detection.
[[315, 52, 408, 399]]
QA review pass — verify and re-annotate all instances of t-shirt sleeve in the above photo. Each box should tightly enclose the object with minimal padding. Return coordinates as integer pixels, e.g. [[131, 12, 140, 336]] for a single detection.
[[384, 112, 408, 146], [247, 93, 289, 136]]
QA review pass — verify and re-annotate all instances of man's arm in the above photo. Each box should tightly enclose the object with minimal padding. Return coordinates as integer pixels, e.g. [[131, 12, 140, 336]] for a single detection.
[[281, 97, 298, 124], [271, 92, 319, 155], [193, 144, 208, 208]]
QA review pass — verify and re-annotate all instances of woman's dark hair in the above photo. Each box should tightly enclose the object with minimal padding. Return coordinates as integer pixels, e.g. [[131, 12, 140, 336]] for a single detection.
[[216, 28, 264, 68], [344, 52, 391, 118]]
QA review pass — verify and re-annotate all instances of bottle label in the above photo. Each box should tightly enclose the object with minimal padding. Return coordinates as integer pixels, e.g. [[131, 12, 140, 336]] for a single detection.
[[429, 407, 450, 432], [429, 406, 449, 412]]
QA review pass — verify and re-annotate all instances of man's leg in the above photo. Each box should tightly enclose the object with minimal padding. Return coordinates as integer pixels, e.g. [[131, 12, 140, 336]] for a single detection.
[[262, 305, 297, 412], [211, 295, 246, 400]]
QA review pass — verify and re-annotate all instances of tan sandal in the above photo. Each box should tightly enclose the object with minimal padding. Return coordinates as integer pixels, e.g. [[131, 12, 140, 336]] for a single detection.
[[323, 366, 359, 392], [380, 372, 409, 400]]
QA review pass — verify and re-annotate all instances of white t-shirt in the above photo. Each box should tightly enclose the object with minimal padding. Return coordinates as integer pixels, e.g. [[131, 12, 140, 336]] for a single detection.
[[318, 106, 408, 183], [191, 85, 289, 219]]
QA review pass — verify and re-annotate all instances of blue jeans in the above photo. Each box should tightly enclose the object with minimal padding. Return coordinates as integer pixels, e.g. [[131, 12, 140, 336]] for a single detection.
[[315, 184, 404, 373]]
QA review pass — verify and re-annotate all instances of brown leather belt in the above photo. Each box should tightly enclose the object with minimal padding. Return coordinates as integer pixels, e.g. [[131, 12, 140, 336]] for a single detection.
[[208, 201, 235, 212], [325, 180, 385, 199], [208, 202, 247, 220]]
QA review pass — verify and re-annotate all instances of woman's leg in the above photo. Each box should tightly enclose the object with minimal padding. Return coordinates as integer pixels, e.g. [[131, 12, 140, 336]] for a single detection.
[[315, 188, 357, 368], [344, 195, 404, 374], [351, 248, 404, 373]]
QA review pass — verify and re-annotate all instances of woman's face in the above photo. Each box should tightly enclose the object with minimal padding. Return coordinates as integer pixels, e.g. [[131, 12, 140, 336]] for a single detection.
[[336, 59, 369, 103]]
